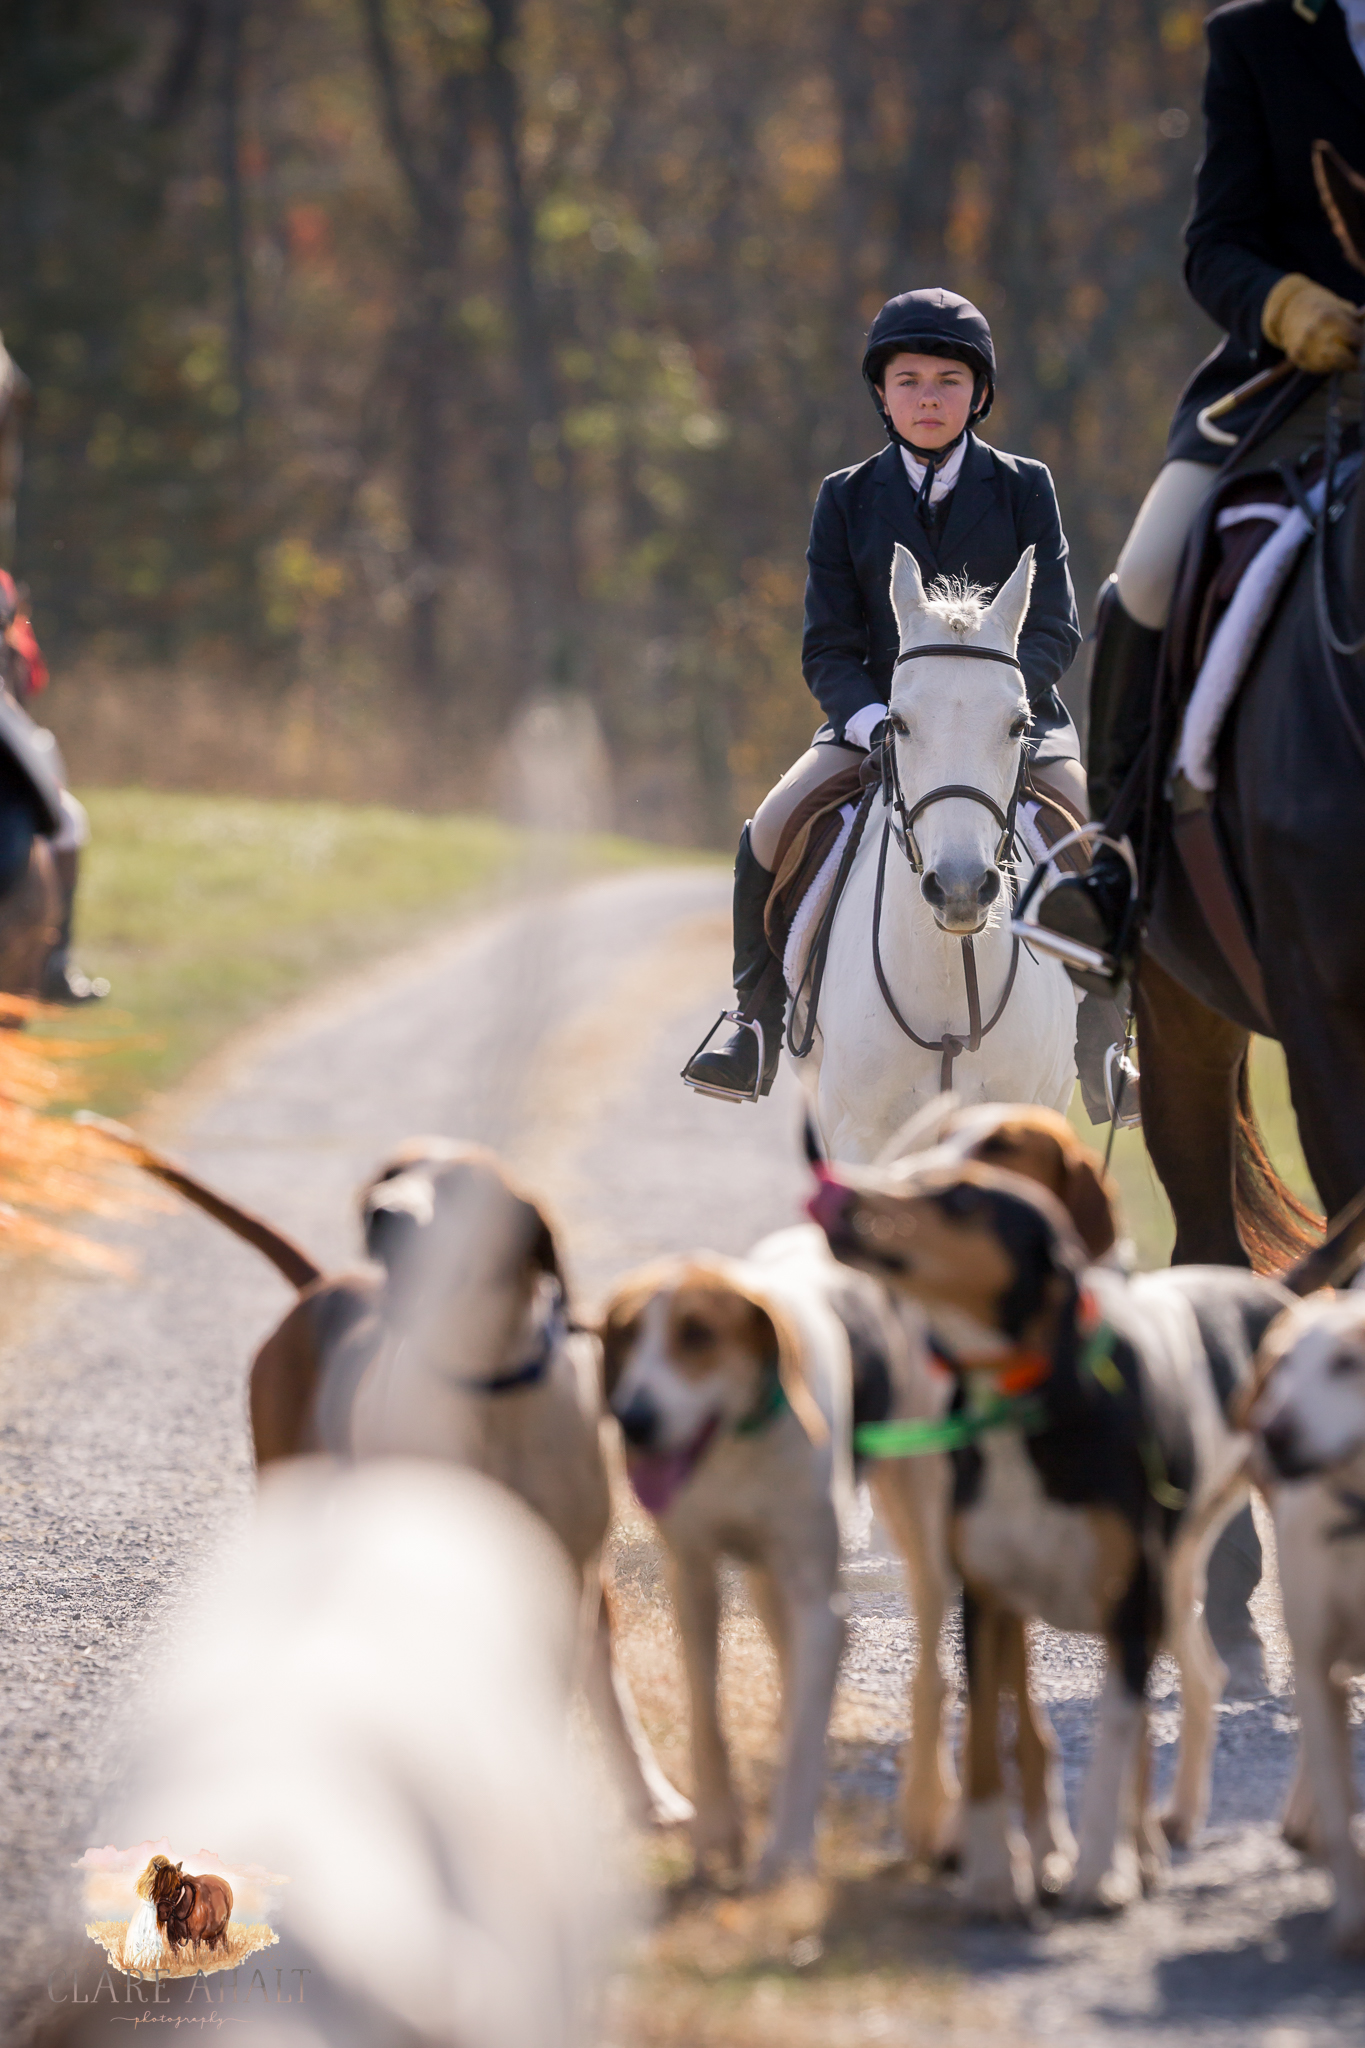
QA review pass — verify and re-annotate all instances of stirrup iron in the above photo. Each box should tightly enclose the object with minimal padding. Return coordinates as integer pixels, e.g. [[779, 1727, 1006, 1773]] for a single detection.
[[1011, 826, 1139, 981], [1104, 1040, 1142, 1130], [680, 1010, 767, 1104]]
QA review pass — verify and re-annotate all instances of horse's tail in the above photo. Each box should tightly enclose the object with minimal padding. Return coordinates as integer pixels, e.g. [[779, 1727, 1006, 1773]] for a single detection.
[[1232, 1052, 1322, 1274], [77, 1112, 324, 1291]]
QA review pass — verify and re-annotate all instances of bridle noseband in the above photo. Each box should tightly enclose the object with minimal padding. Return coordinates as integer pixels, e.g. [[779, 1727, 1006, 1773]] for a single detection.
[[883, 642, 1027, 875]]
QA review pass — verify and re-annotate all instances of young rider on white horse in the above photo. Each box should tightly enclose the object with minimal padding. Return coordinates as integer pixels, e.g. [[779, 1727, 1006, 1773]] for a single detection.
[[684, 287, 1120, 1108]]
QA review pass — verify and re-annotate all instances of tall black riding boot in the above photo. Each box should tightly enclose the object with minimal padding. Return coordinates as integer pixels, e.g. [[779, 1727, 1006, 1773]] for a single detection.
[[1034, 577, 1161, 993], [682, 825, 785, 1102]]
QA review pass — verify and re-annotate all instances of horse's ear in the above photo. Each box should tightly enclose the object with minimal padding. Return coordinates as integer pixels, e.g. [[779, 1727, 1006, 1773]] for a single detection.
[[983, 545, 1036, 652], [889, 542, 928, 635]]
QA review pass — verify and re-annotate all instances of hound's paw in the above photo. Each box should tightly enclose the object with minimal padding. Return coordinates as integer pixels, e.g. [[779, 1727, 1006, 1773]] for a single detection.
[[1330, 1902, 1365, 1959], [1280, 1764, 1318, 1857], [1066, 1846, 1142, 1917], [900, 1786, 961, 1871], [959, 1800, 1036, 1920], [1158, 1800, 1207, 1851], [1137, 1810, 1170, 1895], [1026, 1800, 1077, 1900], [645, 1781, 697, 1829], [691, 1801, 745, 1881], [750, 1841, 815, 1893]]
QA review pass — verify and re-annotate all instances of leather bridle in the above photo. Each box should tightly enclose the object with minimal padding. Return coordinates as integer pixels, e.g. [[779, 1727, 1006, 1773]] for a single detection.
[[882, 643, 1028, 874], [872, 640, 1028, 1089]]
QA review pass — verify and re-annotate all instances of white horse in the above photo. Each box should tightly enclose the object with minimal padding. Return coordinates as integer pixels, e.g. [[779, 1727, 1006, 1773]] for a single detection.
[[792, 544, 1079, 1162]]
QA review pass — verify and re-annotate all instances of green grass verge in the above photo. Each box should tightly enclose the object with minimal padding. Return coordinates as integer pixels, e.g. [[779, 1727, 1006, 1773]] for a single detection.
[[53, 788, 688, 1115], [1070, 1035, 1319, 1270], [44, 790, 1320, 1264]]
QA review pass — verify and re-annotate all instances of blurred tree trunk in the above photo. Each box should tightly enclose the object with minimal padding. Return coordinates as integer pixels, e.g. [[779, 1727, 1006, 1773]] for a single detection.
[[360, 0, 472, 718], [218, 0, 251, 437], [483, 0, 582, 698]]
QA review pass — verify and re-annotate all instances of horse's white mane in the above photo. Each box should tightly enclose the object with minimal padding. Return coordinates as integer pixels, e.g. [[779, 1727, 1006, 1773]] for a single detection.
[[921, 574, 991, 639]]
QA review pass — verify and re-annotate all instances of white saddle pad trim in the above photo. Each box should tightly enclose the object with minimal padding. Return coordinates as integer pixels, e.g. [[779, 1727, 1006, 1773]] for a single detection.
[[1016, 800, 1052, 871], [1173, 482, 1327, 794], [783, 803, 856, 995]]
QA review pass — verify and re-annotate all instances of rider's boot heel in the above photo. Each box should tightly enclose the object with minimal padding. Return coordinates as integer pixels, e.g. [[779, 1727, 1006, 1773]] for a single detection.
[[682, 826, 785, 1101]]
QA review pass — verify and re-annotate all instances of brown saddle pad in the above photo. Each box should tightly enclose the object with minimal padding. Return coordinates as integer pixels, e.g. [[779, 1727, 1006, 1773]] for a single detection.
[[763, 754, 1092, 962], [764, 758, 874, 958], [1023, 764, 1092, 878]]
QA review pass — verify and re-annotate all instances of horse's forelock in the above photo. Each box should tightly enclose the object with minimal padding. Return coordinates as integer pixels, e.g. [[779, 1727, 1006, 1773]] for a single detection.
[[920, 574, 991, 639]]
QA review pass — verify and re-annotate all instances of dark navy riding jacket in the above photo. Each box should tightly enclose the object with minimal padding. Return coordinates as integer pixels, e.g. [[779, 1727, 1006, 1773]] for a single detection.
[[1168, 0, 1365, 463], [802, 433, 1082, 755]]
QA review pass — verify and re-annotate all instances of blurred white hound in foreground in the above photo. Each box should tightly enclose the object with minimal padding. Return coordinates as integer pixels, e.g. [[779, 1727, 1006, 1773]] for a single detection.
[[99, 1459, 618, 2048]]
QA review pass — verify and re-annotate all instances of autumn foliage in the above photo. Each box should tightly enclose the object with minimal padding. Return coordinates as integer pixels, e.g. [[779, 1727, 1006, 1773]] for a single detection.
[[2, 1, 1218, 837]]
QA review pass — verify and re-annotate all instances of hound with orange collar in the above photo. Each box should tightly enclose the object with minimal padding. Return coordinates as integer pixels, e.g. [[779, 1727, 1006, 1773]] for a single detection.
[[810, 1149, 1288, 1915]]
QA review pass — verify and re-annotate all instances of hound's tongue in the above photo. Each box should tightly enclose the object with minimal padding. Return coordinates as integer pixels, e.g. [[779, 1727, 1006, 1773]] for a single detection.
[[626, 1416, 720, 1515]]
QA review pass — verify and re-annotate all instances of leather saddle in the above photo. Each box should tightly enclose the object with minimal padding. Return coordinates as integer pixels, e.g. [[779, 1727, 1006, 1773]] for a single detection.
[[763, 746, 1089, 968]]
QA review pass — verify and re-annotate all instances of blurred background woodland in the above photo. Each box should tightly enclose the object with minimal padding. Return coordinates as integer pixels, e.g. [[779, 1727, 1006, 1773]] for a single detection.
[[0, 0, 1219, 842]]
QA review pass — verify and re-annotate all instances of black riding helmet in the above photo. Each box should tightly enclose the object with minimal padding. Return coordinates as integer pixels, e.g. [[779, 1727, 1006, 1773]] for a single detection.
[[862, 289, 996, 498]]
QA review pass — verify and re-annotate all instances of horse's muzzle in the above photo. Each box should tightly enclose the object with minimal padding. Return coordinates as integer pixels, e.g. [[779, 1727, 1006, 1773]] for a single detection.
[[922, 863, 1001, 934]]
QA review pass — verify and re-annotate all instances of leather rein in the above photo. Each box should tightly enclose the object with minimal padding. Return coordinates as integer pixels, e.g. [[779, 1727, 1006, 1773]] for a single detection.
[[791, 641, 1028, 1091]]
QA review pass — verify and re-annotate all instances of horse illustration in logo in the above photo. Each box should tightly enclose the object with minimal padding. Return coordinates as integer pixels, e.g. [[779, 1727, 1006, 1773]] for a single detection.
[[125, 1855, 232, 1967]]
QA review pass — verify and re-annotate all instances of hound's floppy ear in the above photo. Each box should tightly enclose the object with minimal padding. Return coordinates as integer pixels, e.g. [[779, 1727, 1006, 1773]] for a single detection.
[[982, 545, 1036, 653], [1061, 1145, 1119, 1261], [876, 1091, 962, 1166], [597, 1293, 640, 1398], [731, 1277, 829, 1448], [520, 1197, 564, 1285], [1229, 1299, 1315, 1429], [889, 541, 929, 636], [596, 1266, 673, 1396], [363, 1168, 434, 1271]]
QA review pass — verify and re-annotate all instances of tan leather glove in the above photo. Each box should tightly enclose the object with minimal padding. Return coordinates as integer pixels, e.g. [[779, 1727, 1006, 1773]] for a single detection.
[[1262, 272, 1362, 373]]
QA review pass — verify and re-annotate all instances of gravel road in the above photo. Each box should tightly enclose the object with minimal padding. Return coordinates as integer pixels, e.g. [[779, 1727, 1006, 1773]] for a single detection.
[[1, 864, 1363, 2044]]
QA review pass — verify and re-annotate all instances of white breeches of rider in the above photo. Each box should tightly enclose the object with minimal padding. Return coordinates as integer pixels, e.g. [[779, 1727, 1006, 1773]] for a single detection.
[[1114, 459, 1220, 630], [52, 788, 89, 856]]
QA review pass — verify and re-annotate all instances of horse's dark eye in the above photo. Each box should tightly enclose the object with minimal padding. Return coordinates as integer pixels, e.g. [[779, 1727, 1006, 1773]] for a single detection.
[[1009, 717, 1028, 739], [936, 1184, 988, 1222]]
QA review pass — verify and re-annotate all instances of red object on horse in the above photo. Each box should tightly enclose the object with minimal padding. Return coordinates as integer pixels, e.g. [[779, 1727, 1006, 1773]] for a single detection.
[[0, 570, 47, 696]]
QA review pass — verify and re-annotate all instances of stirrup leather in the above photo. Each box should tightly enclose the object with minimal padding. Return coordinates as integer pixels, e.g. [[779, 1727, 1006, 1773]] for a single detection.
[[680, 1010, 768, 1104], [1011, 827, 1139, 983]]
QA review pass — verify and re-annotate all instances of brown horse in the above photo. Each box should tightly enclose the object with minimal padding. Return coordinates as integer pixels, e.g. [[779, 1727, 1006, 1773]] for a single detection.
[[138, 1854, 233, 1957], [1131, 153, 1365, 1271]]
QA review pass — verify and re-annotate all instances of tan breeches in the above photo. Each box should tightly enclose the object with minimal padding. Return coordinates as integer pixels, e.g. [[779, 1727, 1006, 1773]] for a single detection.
[[1114, 460, 1220, 630], [750, 740, 864, 870], [750, 741, 1091, 873]]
